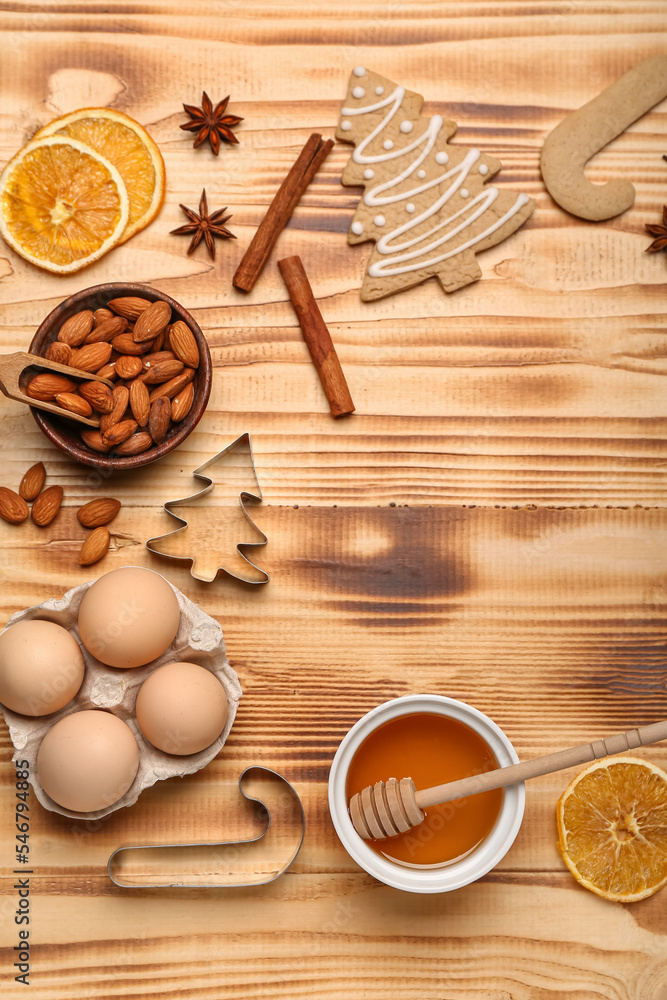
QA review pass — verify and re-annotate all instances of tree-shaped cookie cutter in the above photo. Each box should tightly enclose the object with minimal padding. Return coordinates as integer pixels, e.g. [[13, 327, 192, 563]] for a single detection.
[[146, 433, 269, 584], [107, 766, 305, 888]]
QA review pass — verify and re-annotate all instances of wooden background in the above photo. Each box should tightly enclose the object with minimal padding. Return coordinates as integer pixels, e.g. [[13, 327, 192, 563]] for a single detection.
[[1, 2, 667, 997]]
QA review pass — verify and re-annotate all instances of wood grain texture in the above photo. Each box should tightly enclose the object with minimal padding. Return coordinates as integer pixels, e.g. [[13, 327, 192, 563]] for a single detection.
[[0, 2, 667, 998]]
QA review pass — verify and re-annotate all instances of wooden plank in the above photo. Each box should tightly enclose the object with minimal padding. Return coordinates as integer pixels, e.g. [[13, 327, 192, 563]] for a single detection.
[[0, 3, 666, 998]]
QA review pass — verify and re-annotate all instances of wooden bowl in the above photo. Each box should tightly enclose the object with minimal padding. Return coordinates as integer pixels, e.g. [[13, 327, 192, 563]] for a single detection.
[[29, 282, 212, 471]]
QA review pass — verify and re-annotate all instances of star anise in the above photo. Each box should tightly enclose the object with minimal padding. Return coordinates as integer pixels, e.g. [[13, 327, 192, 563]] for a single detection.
[[180, 92, 243, 155], [645, 205, 667, 253], [170, 189, 236, 260]]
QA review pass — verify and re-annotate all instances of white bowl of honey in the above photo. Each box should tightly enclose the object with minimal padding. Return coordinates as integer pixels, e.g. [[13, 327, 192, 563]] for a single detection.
[[328, 694, 525, 893]]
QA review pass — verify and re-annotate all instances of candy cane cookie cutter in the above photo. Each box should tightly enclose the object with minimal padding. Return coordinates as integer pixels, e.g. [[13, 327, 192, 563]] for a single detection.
[[540, 54, 667, 221], [146, 432, 269, 585], [107, 766, 305, 888]]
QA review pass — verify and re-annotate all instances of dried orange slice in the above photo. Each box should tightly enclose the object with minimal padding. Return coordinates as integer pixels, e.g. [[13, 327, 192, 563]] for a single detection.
[[0, 136, 129, 274], [34, 108, 165, 243], [557, 756, 667, 902]]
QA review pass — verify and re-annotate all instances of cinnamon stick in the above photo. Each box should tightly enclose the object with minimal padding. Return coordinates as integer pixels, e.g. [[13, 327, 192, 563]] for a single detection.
[[233, 133, 335, 293], [278, 255, 355, 418]]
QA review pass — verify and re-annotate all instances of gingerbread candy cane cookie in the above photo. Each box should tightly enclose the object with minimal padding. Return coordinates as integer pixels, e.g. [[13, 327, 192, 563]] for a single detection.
[[540, 54, 667, 221]]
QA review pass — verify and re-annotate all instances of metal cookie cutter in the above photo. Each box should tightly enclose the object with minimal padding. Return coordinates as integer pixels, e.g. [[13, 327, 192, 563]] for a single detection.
[[146, 432, 269, 585], [107, 766, 304, 889]]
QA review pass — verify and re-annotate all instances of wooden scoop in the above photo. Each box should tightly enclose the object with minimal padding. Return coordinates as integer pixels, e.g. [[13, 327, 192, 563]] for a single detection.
[[349, 719, 667, 840], [0, 351, 114, 428]]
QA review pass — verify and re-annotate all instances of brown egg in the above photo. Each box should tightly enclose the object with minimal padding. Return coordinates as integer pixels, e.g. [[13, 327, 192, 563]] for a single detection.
[[37, 709, 140, 812], [135, 661, 228, 755], [0, 619, 85, 716], [78, 566, 180, 668]]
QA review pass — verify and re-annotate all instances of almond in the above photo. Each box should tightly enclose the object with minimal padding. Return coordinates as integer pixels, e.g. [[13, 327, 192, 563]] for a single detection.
[[141, 350, 176, 372], [115, 355, 143, 380], [129, 379, 150, 426], [81, 430, 110, 453], [26, 373, 76, 401], [151, 329, 166, 352], [0, 487, 30, 523], [132, 299, 171, 343], [31, 485, 63, 527], [69, 341, 113, 373], [19, 462, 46, 502], [93, 307, 114, 325], [107, 296, 152, 320], [99, 386, 129, 434], [55, 392, 93, 417], [112, 333, 152, 356], [113, 432, 154, 456], [169, 320, 200, 368], [103, 419, 138, 447], [148, 397, 171, 444], [171, 382, 194, 422], [84, 316, 127, 344], [79, 381, 114, 413], [45, 341, 72, 365], [95, 362, 118, 382], [79, 526, 110, 566], [57, 310, 94, 347], [77, 497, 121, 528], [148, 368, 195, 403], [142, 359, 184, 385]]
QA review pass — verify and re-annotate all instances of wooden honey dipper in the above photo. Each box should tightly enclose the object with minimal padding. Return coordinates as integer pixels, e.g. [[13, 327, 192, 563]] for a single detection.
[[349, 719, 667, 840]]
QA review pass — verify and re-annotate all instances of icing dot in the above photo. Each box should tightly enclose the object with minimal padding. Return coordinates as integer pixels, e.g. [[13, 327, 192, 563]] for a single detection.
[[374, 215, 386, 227], [341, 121, 352, 131], [375, 86, 384, 95], [435, 151, 449, 165], [406, 203, 415, 213], [353, 66, 366, 77], [363, 168, 374, 179], [417, 169, 426, 179], [460, 188, 469, 198], [383, 139, 394, 150], [351, 221, 364, 235], [400, 121, 413, 134], [352, 86, 365, 99], [479, 163, 489, 175]]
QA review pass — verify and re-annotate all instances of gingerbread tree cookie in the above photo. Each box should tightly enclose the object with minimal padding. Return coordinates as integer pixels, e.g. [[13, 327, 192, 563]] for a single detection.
[[336, 67, 535, 301]]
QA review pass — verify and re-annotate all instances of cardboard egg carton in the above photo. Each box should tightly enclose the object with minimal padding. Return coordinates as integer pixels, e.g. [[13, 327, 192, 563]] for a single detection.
[[0, 571, 241, 819]]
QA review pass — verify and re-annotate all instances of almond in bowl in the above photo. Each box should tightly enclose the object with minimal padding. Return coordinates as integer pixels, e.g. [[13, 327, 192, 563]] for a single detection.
[[28, 283, 212, 471]]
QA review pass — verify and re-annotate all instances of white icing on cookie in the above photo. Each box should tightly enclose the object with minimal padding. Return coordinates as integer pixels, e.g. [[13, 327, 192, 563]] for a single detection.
[[370, 190, 530, 277], [341, 121, 352, 131], [352, 87, 365, 99], [406, 203, 415, 213], [351, 221, 364, 235], [340, 84, 530, 278], [417, 169, 426, 179], [479, 163, 488, 175], [363, 168, 375, 179], [353, 66, 366, 77], [400, 121, 413, 133], [375, 86, 384, 95]]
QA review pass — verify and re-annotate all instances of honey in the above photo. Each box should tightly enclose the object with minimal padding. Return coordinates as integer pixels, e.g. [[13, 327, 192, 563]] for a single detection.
[[345, 712, 503, 868]]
